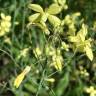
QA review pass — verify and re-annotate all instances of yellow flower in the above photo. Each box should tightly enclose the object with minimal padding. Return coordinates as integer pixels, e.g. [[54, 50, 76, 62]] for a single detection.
[[79, 66, 89, 77], [17, 48, 30, 59], [61, 42, 69, 51], [0, 13, 11, 37], [52, 54, 63, 71], [45, 45, 56, 56], [14, 66, 31, 88], [4, 37, 12, 45], [85, 86, 96, 96], [69, 24, 93, 61]]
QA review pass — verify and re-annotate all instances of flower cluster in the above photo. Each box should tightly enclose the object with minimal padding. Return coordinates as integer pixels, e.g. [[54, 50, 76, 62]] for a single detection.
[[78, 66, 89, 77], [0, 13, 11, 37], [69, 24, 93, 61], [12, 0, 94, 91], [45, 45, 63, 71], [85, 86, 96, 96]]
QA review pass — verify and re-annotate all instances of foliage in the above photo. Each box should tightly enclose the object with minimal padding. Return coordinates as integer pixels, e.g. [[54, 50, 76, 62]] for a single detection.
[[0, 0, 96, 96]]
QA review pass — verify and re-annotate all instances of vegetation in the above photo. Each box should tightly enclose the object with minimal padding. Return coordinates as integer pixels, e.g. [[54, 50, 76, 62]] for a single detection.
[[0, 0, 96, 96]]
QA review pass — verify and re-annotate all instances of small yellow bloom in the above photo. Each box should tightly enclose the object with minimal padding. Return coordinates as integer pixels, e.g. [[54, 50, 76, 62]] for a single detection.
[[85, 86, 96, 96], [79, 66, 89, 77], [4, 37, 12, 45], [0, 13, 11, 37], [45, 78, 55, 83], [14, 66, 31, 88], [45, 45, 56, 56], [17, 48, 30, 59], [61, 42, 69, 51], [52, 55, 63, 71]]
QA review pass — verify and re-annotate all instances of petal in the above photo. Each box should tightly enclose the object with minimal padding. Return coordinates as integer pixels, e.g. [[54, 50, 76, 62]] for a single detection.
[[28, 4, 43, 13], [85, 46, 93, 61], [14, 73, 25, 88]]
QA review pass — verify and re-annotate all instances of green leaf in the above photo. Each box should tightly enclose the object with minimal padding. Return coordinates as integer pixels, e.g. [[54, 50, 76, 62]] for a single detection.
[[24, 83, 37, 93], [28, 4, 43, 13], [28, 13, 40, 23], [47, 3, 61, 15], [55, 72, 69, 96], [85, 46, 93, 61], [48, 15, 61, 27]]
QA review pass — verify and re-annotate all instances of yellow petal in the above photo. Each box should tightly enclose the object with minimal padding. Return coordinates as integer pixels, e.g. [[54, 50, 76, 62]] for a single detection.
[[41, 13, 48, 22], [77, 24, 88, 42], [47, 3, 61, 15], [23, 66, 31, 75], [28, 13, 40, 23], [0, 30, 5, 36], [54, 56, 63, 71], [14, 73, 25, 88], [68, 36, 79, 43], [14, 66, 31, 88], [61, 42, 69, 51], [85, 46, 93, 61], [1, 13, 5, 19], [48, 15, 61, 27], [28, 4, 43, 13], [5, 16, 11, 21]]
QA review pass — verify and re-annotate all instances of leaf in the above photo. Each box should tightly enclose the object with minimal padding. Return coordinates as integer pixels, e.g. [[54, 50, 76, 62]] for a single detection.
[[48, 15, 61, 27], [28, 4, 43, 13], [28, 13, 40, 23], [55, 72, 69, 96], [85, 46, 93, 61], [24, 83, 37, 93], [47, 3, 61, 15]]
